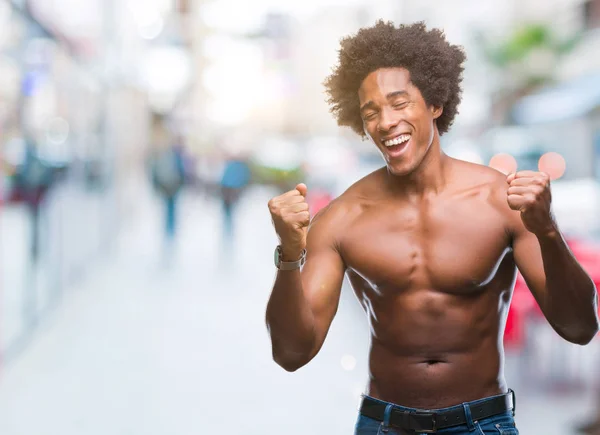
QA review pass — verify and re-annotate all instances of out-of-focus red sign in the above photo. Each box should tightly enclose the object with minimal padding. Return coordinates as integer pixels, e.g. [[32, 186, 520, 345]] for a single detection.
[[504, 237, 600, 350]]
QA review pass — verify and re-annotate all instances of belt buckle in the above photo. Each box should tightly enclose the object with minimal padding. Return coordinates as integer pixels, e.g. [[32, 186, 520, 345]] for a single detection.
[[413, 412, 437, 433], [509, 388, 516, 416]]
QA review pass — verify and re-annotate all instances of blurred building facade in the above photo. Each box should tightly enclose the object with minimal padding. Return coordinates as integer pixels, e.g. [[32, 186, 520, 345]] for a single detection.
[[0, 0, 171, 361]]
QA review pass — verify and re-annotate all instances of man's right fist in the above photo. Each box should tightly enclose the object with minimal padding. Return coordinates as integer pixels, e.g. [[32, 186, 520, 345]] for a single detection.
[[268, 183, 310, 260]]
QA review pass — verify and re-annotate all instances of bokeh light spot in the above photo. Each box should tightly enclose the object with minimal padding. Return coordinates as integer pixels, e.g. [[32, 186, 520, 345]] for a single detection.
[[489, 153, 518, 175], [341, 354, 356, 371], [538, 152, 566, 180]]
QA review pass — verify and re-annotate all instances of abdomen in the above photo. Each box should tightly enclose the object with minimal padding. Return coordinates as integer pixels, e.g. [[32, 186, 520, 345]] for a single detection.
[[360, 288, 509, 408], [367, 333, 504, 408]]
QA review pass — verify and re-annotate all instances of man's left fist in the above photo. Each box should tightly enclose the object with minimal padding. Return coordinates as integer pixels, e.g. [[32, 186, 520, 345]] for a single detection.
[[507, 171, 556, 237]]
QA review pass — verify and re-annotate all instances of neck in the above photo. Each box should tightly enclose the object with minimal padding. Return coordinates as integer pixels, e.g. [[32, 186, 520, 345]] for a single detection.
[[385, 135, 449, 197]]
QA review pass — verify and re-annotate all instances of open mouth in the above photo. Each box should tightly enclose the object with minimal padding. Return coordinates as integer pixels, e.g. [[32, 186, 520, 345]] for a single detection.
[[382, 134, 411, 156]]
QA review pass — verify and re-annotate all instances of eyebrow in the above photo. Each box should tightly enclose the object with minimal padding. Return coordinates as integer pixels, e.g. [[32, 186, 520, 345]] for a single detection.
[[360, 90, 409, 113]]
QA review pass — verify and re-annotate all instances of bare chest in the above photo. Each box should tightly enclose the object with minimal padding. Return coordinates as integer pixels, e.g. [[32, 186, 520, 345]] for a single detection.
[[341, 200, 512, 294]]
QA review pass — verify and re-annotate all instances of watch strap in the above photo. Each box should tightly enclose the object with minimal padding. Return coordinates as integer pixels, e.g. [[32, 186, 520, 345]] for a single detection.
[[276, 248, 306, 270]]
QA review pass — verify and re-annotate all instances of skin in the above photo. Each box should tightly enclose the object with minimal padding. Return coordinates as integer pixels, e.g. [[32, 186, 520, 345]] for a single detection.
[[265, 67, 599, 409]]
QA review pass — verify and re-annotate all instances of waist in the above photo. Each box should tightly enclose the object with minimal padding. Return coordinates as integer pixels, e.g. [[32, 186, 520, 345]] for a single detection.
[[359, 390, 515, 432], [368, 343, 503, 408]]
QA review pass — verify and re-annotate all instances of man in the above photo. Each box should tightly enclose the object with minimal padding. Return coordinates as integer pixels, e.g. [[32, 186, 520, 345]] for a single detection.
[[219, 154, 251, 241], [150, 134, 186, 249], [265, 21, 599, 434], [13, 136, 56, 262]]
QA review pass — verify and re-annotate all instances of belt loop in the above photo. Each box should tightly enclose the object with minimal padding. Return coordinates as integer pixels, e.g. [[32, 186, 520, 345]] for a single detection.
[[461, 403, 475, 431], [509, 389, 516, 416], [379, 404, 393, 432]]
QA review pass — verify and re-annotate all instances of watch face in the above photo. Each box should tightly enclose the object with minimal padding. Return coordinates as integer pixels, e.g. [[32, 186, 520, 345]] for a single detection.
[[274, 246, 281, 266]]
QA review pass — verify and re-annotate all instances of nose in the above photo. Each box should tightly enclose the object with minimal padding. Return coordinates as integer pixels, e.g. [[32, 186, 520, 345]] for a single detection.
[[377, 107, 399, 133]]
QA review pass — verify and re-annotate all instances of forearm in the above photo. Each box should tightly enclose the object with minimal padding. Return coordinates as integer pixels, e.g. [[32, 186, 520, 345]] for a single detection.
[[538, 230, 599, 343], [265, 270, 317, 367]]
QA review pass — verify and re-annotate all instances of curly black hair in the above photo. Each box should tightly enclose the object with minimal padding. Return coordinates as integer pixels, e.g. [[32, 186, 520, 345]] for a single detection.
[[324, 21, 466, 137]]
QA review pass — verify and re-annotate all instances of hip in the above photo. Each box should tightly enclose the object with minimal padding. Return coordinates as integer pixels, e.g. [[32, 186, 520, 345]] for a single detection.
[[355, 390, 518, 434]]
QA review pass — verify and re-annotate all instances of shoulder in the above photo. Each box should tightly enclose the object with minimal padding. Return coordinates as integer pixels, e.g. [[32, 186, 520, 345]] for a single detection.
[[477, 165, 512, 212], [454, 159, 505, 181], [454, 160, 521, 231], [308, 193, 357, 235], [450, 158, 516, 218], [340, 166, 387, 201], [452, 159, 509, 199], [308, 168, 382, 237]]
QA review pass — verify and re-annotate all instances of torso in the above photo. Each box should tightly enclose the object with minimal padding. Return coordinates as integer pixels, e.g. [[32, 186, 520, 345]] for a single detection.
[[334, 161, 517, 409]]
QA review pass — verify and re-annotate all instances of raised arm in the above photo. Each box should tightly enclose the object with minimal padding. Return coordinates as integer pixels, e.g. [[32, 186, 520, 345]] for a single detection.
[[503, 171, 599, 345], [265, 184, 346, 372]]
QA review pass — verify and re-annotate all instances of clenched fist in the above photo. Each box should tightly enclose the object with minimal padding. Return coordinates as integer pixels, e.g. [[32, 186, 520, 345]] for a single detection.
[[507, 171, 557, 237], [268, 183, 311, 260]]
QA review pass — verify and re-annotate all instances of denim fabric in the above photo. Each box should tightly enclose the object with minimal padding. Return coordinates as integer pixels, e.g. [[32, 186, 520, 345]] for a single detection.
[[355, 393, 518, 435]]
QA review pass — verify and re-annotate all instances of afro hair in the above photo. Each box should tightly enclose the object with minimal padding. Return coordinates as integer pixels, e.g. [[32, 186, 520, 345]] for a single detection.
[[324, 21, 466, 137]]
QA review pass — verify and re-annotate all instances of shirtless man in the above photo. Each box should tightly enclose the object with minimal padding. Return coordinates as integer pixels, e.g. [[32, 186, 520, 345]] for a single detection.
[[265, 21, 599, 434]]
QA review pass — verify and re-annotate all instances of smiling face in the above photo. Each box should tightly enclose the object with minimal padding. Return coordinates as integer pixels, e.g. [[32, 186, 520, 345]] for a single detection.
[[358, 68, 443, 176]]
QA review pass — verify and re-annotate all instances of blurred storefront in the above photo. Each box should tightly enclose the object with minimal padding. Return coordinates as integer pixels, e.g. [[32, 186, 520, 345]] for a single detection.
[[0, 0, 153, 362], [504, 1, 600, 238]]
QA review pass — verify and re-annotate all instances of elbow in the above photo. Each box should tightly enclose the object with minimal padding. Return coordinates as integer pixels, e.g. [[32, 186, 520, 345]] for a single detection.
[[563, 325, 599, 346], [550, 299, 600, 345], [569, 332, 597, 346], [274, 356, 307, 373], [580, 326, 600, 346], [272, 350, 310, 372], [266, 324, 317, 372]]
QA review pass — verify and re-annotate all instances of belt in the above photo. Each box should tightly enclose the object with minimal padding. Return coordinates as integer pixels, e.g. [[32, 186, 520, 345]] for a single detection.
[[359, 390, 515, 433]]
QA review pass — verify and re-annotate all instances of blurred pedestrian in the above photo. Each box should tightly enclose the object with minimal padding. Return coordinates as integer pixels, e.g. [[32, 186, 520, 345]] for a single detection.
[[150, 136, 187, 251], [12, 136, 54, 262], [219, 155, 251, 242]]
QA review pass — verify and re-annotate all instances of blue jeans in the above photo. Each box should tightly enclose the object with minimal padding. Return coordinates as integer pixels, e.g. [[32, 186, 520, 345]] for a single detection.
[[355, 394, 519, 434], [165, 195, 177, 239]]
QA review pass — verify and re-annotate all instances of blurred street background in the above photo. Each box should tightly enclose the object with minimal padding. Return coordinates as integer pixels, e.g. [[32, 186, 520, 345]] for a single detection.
[[1, 0, 600, 434]]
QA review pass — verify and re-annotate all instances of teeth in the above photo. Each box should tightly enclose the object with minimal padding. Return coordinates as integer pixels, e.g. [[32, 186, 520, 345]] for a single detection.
[[384, 134, 410, 147]]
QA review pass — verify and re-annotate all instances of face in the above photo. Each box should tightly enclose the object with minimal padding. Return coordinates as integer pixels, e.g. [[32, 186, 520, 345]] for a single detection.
[[358, 68, 442, 176]]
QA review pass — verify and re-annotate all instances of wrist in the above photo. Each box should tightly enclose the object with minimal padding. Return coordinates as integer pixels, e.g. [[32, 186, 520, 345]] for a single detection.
[[281, 245, 305, 261], [535, 224, 560, 241]]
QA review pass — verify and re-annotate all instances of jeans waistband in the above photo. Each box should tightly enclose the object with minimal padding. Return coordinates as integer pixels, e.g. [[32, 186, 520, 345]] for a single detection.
[[359, 390, 515, 432], [361, 390, 515, 414]]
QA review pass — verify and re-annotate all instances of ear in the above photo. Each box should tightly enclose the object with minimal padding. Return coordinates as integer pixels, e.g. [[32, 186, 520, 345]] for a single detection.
[[432, 106, 443, 120]]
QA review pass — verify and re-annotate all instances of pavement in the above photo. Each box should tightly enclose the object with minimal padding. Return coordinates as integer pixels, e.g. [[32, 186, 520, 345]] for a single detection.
[[0, 183, 598, 435]]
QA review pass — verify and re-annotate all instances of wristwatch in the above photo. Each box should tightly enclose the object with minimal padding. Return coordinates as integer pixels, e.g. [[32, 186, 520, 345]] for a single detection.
[[274, 246, 307, 270]]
